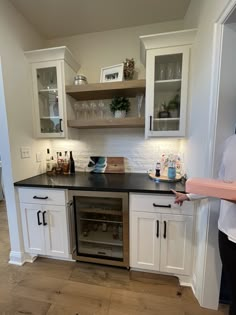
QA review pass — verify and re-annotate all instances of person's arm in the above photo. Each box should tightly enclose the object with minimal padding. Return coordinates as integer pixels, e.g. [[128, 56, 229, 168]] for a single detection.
[[171, 189, 206, 206]]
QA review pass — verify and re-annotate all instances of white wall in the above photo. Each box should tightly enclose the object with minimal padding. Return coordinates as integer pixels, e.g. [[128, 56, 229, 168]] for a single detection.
[[46, 20, 187, 172], [0, 0, 49, 264], [183, 0, 231, 310], [46, 20, 184, 83], [0, 0, 50, 182]]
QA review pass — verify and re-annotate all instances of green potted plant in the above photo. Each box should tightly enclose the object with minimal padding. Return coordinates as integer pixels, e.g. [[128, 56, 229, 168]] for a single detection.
[[158, 101, 171, 118], [110, 96, 131, 118], [167, 90, 180, 117]]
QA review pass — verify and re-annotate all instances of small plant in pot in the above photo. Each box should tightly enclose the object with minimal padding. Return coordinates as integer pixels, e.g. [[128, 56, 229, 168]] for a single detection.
[[110, 96, 131, 118], [168, 90, 180, 118]]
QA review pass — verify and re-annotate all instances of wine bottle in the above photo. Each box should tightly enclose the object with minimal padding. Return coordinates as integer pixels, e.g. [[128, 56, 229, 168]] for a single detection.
[[46, 148, 51, 173], [69, 151, 75, 174], [63, 151, 69, 174]]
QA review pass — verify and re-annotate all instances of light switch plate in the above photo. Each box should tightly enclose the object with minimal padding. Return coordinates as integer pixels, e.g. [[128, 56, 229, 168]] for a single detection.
[[20, 146, 31, 159], [36, 152, 42, 162]]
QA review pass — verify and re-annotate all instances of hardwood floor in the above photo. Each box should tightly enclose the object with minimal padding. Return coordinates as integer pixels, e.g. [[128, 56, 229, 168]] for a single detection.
[[0, 200, 229, 315]]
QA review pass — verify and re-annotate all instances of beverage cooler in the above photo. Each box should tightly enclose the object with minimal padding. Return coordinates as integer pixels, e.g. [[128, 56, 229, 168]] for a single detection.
[[69, 191, 129, 267]]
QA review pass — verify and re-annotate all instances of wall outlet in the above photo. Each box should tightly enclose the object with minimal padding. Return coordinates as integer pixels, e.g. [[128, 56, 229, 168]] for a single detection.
[[20, 146, 31, 159], [36, 152, 43, 162]]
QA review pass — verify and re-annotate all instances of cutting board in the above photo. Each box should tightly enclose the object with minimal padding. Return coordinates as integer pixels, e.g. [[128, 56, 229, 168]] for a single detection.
[[88, 156, 125, 173], [105, 157, 125, 173]]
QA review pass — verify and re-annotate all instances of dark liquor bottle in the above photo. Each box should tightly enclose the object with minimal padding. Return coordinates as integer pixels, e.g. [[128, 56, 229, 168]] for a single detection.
[[69, 151, 75, 174]]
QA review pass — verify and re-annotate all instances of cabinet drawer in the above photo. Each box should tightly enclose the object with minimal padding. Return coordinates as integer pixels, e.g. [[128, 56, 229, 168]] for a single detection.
[[18, 188, 67, 205], [129, 193, 195, 215]]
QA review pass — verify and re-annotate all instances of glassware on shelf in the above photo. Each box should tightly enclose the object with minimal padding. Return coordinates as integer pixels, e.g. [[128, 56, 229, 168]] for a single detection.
[[81, 102, 89, 120], [157, 63, 166, 80], [166, 63, 175, 80], [74, 102, 81, 120], [48, 69, 57, 89], [89, 102, 97, 120], [175, 62, 182, 79], [136, 94, 144, 118], [98, 100, 105, 119]]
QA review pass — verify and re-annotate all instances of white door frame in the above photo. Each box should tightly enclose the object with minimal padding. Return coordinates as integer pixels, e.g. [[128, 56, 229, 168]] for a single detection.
[[207, 0, 236, 176], [0, 58, 26, 265], [202, 0, 236, 310]]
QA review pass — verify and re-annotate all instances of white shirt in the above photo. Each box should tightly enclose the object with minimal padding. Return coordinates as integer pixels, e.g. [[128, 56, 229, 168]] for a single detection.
[[187, 134, 236, 243]]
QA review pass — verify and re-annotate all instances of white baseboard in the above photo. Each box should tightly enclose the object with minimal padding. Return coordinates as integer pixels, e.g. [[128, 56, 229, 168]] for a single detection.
[[8, 251, 26, 265]]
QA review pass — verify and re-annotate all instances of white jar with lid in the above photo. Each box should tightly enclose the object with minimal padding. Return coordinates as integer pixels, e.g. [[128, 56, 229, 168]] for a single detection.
[[74, 75, 88, 85]]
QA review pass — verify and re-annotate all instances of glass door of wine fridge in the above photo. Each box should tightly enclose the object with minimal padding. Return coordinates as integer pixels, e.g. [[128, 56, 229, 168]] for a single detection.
[[70, 191, 129, 268]]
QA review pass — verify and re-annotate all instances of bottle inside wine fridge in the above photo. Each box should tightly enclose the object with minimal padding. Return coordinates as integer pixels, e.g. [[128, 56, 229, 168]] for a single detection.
[[70, 190, 129, 268]]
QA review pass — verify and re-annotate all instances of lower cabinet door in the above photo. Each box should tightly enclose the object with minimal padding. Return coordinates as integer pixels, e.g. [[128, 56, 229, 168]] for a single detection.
[[130, 211, 161, 270], [21, 203, 45, 255], [43, 205, 69, 258], [160, 214, 194, 275]]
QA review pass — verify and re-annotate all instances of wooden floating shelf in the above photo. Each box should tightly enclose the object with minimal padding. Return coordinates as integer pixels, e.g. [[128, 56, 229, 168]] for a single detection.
[[68, 117, 145, 129], [66, 79, 146, 101]]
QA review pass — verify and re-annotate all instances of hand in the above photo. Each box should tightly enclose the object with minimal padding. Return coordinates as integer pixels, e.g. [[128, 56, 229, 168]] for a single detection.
[[171, 189, 189, 206]]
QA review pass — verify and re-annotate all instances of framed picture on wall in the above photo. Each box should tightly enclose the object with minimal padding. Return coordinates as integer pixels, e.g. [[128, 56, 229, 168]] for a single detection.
[[100, 63, 124, 83]]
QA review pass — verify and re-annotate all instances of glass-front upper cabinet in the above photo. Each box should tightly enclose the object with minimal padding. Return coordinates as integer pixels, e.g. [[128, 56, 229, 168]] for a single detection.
[[31, 61, 64, 138], [25, 47, 79, 138], [140, 29, 196, 138], [146, 46, 189, 138]]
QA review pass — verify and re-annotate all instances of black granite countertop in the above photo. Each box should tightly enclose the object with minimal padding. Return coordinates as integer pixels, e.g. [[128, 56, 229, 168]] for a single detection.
[[14, 172, 186, 194]]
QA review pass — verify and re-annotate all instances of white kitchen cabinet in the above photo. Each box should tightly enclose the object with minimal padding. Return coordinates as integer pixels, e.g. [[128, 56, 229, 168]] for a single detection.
[[160, 213, 193, 275], [130, 211, 161, 270], [25, 46, 79, 138], [140, 29, 196, 138], [18, 188, 71, 259], [130, 193, 195, 276]]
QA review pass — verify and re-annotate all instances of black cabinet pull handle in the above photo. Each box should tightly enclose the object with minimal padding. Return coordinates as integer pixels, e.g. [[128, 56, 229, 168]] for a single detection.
[[37, 210, 42, 225], [163, 221, 167, 239], [59, 119, 63, 132], [33, 196, 48, 200], [156, 220, 159, 238], [149, 116, 152, 131], [153, 203, 171, 208], [42, 211, 47, 226]]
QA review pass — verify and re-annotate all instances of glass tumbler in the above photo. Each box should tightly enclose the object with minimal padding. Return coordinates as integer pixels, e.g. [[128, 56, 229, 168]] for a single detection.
[[175, 62, 182, 79], [157, 64, 166, 80], [166, 63, 175, 80]]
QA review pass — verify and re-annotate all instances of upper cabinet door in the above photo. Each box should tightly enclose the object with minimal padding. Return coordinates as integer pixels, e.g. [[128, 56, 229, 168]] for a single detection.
[[145, 46, 190, 138], [25, 46, 79, 139], [31, 60, 65, 138]]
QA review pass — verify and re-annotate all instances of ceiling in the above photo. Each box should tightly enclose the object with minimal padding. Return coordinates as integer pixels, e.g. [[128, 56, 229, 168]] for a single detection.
[[10, 0, 190, 39]]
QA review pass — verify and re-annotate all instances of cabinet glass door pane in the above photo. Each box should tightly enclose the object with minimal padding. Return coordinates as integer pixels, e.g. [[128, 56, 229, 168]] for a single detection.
[[74, 196, 124, 261], [36, 67, 61, 134], [153, 54, 182, 132]]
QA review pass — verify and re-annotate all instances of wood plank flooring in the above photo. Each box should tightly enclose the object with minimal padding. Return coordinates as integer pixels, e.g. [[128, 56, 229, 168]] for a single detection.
[[0, 200, 229, 315]]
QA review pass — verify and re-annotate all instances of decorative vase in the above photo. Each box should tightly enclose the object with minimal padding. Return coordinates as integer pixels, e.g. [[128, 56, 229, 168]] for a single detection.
[[114, 110, 126, 118], [168, 167, 176, 180], [123, 58, 135, 80]]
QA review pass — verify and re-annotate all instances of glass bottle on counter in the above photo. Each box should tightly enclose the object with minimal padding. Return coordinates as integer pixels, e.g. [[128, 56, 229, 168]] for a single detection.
[[46, 148, 51, 173], [69, 151, 75, 174], [63, 151, 69, 174]]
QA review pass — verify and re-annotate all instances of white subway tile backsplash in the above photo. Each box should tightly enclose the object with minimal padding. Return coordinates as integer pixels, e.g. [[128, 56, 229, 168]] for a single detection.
[[50, 130, 186, 174]]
